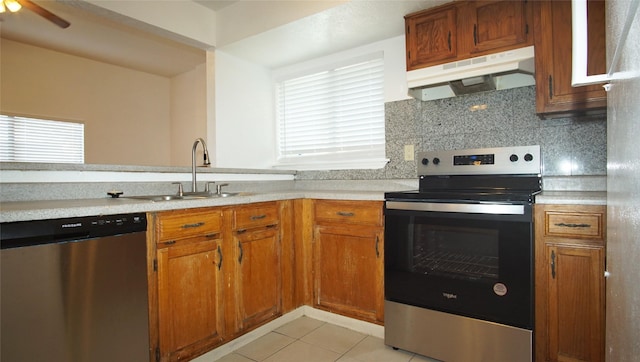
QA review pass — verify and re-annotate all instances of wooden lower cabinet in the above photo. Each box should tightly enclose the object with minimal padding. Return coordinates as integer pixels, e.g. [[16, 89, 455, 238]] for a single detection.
[[534, 204, 606, 362], [150, 202, 290, 361], [312, 200, 384, 324], [231, 202, 283, 332], [152, 208, 226, 362], [157, 237, 225, 361], [147, 199, 383, 360]]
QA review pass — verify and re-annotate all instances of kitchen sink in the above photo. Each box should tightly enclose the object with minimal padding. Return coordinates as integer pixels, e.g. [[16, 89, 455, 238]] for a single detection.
[[123, 192, 245, 202], [124, 194, 210, 201], [217, 192, 239, 197]]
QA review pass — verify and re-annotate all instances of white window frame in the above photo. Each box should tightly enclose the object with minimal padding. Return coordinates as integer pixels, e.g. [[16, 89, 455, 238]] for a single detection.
[[274, 53, 388, 171], [0, 114, 85, 164]]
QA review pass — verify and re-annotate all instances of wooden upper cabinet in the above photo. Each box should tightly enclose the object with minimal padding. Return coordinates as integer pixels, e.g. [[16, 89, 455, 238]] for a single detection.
[[405, 0, 532, 71], [534, 0, 607, 118], [467, 0, 529, 54], [405, 4, 457, 70]]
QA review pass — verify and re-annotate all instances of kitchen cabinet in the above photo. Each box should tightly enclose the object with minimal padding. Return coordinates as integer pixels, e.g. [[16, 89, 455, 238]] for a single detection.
[[534, 204, 606, 362], [405, 0, 532, 71], [405, 3, 457, 70], [312, 200, 384, 324], [149, 201, 294, 361], [231, 202, 283, 332], [465, 0, 530, 54], [534, 0, 607, 118], [153, 208, 226, 362]]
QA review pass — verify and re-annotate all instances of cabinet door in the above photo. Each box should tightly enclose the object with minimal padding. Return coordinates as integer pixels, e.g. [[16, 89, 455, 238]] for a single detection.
[[544, 244, 605, 362], [534, 0, 607, 117], [468, 0, 529, 53], [313, 224, 384, 323], [405, 4, 457, 70], [234, 227, 282, 330], [157, 238, 225, 361]]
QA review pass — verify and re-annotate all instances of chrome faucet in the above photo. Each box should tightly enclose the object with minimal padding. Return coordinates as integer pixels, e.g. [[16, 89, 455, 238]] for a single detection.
[[191, 138, 211, 192]]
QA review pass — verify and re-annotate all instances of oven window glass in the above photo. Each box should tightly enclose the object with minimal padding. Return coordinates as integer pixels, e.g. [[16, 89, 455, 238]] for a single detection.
[[384, 208, 534, 329], [413, 225, 499, 282]]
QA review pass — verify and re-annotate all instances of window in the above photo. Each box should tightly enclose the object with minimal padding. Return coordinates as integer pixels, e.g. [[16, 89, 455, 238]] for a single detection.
[[275, 55, 387, 170], [0, 115, 84, 163]]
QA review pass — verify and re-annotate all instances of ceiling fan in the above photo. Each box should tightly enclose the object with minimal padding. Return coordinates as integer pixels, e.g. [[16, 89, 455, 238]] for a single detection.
[[0, 0, 70, 28]]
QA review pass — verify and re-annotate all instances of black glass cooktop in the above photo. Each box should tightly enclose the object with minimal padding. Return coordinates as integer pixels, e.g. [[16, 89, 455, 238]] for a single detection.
[[385, 174, 542, 204]]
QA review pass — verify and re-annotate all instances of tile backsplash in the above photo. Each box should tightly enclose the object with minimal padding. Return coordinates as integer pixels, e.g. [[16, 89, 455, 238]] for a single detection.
[[296, 86, 607, 180]]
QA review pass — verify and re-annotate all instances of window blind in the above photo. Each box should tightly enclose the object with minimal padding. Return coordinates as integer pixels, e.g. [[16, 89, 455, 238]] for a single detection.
[[0, 115, 85, 163], [276, 56, 386, 170]]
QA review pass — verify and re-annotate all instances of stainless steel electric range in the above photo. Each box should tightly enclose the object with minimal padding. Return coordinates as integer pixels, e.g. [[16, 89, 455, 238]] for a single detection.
[[384, 145, 541, 362]]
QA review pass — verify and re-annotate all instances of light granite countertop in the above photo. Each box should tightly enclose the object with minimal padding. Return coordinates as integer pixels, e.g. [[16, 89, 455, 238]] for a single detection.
[[536, 191, 607, 206], [0, 190, 385, 223], [0, 189, 608, 223]]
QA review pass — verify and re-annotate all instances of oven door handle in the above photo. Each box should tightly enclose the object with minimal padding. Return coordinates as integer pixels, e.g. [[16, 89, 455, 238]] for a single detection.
[[385, 201, 525, 215]]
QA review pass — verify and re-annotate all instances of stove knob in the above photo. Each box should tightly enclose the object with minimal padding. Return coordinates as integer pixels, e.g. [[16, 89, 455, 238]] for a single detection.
[[524, 153, 534, 162], [433, 157, 440, 165], [421, 158, 429, 165], [510, 154, 519, 162]]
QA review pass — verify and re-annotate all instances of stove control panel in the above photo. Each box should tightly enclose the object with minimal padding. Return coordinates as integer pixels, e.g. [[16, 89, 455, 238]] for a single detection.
[[417, 145, 541, 176]]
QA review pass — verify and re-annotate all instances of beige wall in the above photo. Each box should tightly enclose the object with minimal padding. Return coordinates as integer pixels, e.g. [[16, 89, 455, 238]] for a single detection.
[[170, 62, 208, 166], [0, 38, 206, 166]]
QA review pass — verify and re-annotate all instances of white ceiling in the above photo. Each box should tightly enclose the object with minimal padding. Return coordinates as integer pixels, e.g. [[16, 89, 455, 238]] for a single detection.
[[0, 0, 441, 76], [193, 0, 239, 12], [0, 0, 206, 77]]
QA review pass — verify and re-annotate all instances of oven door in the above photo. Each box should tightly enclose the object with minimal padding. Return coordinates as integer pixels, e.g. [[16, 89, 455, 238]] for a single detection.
[[384, 200, 533, 330]]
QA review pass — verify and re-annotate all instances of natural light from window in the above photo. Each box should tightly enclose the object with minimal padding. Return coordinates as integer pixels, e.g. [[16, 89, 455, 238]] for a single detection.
[[0, 114, 85, 164], [275, 55, 387, 170]]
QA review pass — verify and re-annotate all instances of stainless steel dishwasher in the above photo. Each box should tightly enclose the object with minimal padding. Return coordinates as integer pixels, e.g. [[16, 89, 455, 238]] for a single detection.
[[1, 213, 150, 362]]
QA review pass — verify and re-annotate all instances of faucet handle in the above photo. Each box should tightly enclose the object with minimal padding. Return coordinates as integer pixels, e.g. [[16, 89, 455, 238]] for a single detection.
[[216, 183, 229, 195], [172, 182, 184, 197], [204, 182, 216, 193]]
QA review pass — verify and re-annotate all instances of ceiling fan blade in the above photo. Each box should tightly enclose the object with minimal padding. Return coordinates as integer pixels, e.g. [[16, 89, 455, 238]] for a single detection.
[[18, 0, 71, 29]]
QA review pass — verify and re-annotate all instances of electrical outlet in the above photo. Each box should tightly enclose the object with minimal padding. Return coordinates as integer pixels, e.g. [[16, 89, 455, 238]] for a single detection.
[[404, 144, 414, 161]]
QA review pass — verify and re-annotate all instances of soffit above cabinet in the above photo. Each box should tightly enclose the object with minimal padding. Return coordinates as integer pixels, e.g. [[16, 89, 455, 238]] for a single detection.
[[1, 0, 445, 76]]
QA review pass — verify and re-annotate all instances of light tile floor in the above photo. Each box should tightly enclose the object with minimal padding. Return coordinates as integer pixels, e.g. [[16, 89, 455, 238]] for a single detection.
[[213, 317, 438, 362]]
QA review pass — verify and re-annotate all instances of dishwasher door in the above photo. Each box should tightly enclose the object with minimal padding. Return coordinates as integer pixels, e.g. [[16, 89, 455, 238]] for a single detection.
[[1, 216, 149, 362]]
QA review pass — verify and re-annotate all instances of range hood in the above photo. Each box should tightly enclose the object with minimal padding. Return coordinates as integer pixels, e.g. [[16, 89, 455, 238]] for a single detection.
[[407, 46, 535, 101]]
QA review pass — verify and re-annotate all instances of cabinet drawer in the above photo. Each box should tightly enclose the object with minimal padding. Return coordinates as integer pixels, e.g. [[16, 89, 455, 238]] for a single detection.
[[314, 200, 382, 226], [544, 210, 604, 240], [155, 209, 223, 242], [234, 202, 279, 230]]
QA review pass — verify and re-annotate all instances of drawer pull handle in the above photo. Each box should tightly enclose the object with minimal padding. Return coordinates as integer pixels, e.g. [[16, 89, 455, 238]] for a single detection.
[[337, 211, 355, 217], [555, 222, 591, 228], [217, 245, 223, 270], [551, 250, 556, 279], [250, 214, 267, 221], [182, 222, 205, 229], [206, 233, 220, 239], [163, 240, 176, 245]]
